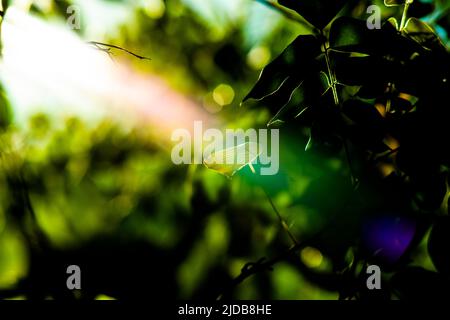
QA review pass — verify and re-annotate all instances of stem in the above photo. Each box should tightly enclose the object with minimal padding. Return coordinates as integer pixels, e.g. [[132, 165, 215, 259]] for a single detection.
[[217, 188, 305, 299], [321, 32, 339, 106], [263, 188, 298, 246], [320, 33, 359, 187], [324, 48, 339, 106], [399, 0, 413, 31]]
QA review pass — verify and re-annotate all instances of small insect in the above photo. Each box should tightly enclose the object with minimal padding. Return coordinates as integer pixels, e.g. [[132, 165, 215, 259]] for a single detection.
[[203, 142, 260, 178]]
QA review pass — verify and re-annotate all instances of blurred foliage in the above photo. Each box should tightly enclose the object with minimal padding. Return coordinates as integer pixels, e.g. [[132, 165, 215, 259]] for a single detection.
[[0, 0, 449, 300]]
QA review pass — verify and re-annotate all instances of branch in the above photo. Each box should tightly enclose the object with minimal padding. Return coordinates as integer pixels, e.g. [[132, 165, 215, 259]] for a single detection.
[[217, 188, 358, 300], [87, 41, 151, 61], [217, 242, 303, 300], [215, 188, 302, 299]]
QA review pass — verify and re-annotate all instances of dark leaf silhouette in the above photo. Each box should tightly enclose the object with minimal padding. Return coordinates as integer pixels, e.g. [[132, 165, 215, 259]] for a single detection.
[[279, 0, 350, 29], [428, 216, 450, 276], [243, 35, 321, 102]]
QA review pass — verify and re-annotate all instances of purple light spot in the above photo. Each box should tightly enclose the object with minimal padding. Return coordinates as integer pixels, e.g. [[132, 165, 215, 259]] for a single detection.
[[362, 215, 417, 263]]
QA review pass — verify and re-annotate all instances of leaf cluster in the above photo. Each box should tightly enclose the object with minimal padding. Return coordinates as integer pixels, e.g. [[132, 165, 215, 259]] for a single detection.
[[243, 0, 450, 300]]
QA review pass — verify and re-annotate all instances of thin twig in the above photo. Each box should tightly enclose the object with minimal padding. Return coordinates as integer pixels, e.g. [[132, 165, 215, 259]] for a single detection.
[[217, 242, 303, 300], [218, 198, 355, 299], [89, 42, 117, 63], [263, 188, 299, 246], [321, 31, 339, 106], [87, 41, 151, 61], [217, 187, 302, 300], [320, 32, 358, 188]]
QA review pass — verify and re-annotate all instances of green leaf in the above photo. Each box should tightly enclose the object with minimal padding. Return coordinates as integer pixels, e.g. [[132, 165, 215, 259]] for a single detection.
[[253, 76, 300, 115], [329, 17, 421, 58], [329, 17, 371, 53], [203, 142, 261, 178], [388, 17, 399, 30], [267, 72, 330, 127], [267, 81, 305, 127], [243, 35, 321, 102], [278, 0, 349, 29], [404, 17, 446, 51]]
